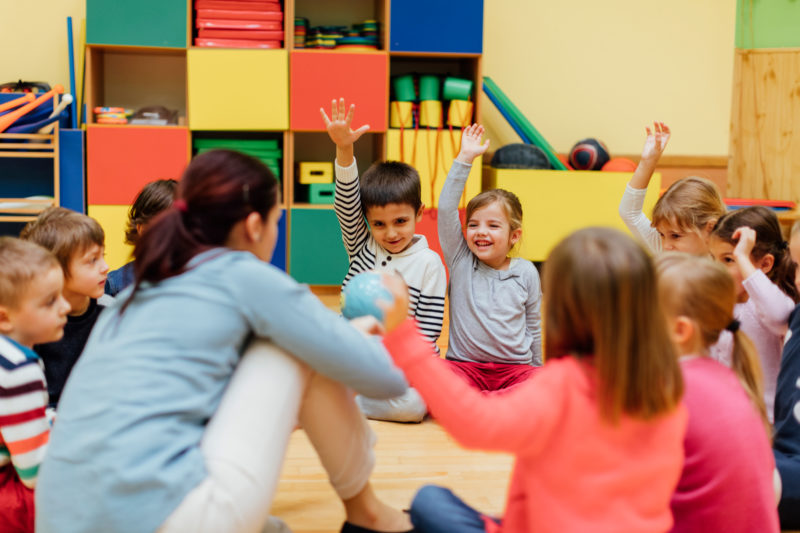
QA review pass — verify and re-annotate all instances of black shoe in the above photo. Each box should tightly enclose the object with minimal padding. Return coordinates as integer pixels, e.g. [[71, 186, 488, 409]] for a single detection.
[[340, 521, 415, 533]]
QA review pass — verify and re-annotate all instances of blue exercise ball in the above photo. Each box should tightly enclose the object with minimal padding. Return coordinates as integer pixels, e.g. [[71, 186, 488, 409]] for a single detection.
[[569, 138, 610, 170], [340, 271, 394, 321]]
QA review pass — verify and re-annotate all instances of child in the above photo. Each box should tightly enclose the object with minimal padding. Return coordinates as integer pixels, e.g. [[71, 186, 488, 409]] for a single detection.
[[0, 238, 70, 532], [35, 150, 413, 533], [321, 98, 446, 422], [438, 124, 541, 391], [708, 206, 799, 422], [657, 253, 779, 532], [774, 303, 800, 528], [619, 122, 727, 254], [382, 227, 687, 532], [790, 220, 800, 294], [19, 207, 109, 407], [105, 178, 178, 296]]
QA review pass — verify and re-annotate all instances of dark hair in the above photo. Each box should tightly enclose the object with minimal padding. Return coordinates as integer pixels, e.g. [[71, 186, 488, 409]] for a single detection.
[[128, 150, 278, 305], [19, 206, 105, 278], [359, 161, 422, 214], [125, 179, 178, 245], [712, 206, 799, 303], [544, 227, 683, 423]]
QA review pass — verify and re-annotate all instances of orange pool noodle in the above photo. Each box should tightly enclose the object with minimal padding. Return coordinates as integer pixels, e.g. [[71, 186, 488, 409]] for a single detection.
[[0, 85, 64, 132]]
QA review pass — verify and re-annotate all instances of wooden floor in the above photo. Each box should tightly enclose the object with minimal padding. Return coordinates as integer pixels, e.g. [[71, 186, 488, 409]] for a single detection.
[[269, 289, 512, 533]]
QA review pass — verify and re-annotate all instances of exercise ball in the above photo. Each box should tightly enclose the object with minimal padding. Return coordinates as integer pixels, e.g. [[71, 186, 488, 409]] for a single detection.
[[601, 157, 637, 172], [491, 143, 552, 169], [569, 138, 610, 170]]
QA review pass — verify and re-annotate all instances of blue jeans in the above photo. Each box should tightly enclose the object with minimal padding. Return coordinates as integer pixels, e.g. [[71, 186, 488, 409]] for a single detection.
[[409, 485, 501, 533]]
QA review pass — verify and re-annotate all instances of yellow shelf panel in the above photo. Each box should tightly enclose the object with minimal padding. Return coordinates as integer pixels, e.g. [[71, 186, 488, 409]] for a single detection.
[[188, 49, 288, 130], [89, 204, 133, 271]]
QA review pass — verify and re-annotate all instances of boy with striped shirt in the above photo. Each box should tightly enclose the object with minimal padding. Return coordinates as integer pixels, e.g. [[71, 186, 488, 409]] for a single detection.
[[0, 238, 70, 532], [322, 98, 446, 423]]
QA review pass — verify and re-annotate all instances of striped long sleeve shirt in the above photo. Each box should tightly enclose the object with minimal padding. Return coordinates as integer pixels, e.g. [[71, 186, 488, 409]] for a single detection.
[[334, 159, 446, 350], [0, 336, 50, 489]]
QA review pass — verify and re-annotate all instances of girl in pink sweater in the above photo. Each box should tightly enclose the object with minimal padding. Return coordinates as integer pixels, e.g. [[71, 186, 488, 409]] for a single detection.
[[657, 253, 778, 532], [382, 227, 687, 533], [708, 206, 799, 421]]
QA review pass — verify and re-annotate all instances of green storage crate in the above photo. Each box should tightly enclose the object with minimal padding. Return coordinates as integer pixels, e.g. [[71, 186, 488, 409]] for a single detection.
[[309, 183, 335, 204], [289, 208, 349, 285]]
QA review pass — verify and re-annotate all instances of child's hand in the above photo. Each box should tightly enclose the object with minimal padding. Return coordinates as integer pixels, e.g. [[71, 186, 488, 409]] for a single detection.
[[733, 226, 757, 261], [640, 122, 670, 164], [376, 271, 410, 333], [456, 123, 490, 164], [349, 315, 385, 337], [320, 98, 370, 150]]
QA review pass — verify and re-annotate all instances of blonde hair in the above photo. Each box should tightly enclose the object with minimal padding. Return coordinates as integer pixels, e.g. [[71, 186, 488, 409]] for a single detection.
[[656, 253, 770, 434], [20, 207, 105, 278], [651, 177, 726, 235], [544, 227, 683, 423], [0, 237, 60, 309], [466, 189, 522, 233], [791, 220, 800, 237]]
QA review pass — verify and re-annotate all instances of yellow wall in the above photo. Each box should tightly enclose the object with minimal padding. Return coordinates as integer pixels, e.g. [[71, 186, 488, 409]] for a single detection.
[[0, 0, 86, 96], [480, 1, 736, 157], [1, 0, 734, 158]]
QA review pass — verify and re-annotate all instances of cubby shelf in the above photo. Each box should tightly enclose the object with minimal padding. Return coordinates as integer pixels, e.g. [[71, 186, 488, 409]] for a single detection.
[[84, 0, 484, 283]]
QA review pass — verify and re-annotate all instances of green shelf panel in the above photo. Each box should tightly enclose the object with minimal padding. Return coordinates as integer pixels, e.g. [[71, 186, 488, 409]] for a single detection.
[[289, 208, 349, 285], [736, 0, 800, 49], [87, 0, 187, 48]]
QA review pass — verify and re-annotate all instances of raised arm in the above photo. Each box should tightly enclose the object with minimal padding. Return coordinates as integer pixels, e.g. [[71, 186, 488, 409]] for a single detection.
[[322, 98, 372, 259], [735, 227, 795, 335], [438, 125, 490, 266], [619, 122, 669, 252]]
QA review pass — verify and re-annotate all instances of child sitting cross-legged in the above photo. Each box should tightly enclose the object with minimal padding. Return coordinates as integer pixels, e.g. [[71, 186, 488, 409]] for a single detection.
[[321, 98, 447, 423], [0, 238, 70, 533], [20, 207, 109, 408], [438, 124, 542, 391]]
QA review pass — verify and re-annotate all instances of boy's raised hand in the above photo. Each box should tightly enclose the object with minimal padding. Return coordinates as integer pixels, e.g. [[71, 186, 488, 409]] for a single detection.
[[641, 121, 670, 164], [456, 123, 490, 164], [320, 97, 370, 150]]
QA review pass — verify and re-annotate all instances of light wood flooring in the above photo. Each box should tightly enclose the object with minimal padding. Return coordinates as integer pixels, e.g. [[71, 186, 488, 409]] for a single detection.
[[269, 289, 512, 533]]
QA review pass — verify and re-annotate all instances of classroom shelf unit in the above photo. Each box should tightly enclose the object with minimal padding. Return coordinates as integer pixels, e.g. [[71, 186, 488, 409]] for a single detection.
[[84, 0, 484, 284]]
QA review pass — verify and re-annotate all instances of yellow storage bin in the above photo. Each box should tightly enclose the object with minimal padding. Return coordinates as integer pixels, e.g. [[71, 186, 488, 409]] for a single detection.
[[188, 49, 288, 130], [386, 129, 481, 209], [298, 162, 333, 184], [88, 205, 133, 271], [486, 168, 661, 261]]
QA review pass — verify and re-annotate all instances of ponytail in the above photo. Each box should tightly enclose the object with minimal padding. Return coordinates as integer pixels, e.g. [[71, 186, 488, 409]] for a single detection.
[[657, 252, 771, 439], [122, 150, 278, 313], [730, 329, 771, 436]]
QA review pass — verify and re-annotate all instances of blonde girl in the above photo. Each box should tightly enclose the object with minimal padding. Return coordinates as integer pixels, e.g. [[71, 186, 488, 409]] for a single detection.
[[708, 206, 798, 422], [382, 227, 687, 532], [437, 124, 542, 391], [619, 122, 727, 254], [657, 253, 778, 532]]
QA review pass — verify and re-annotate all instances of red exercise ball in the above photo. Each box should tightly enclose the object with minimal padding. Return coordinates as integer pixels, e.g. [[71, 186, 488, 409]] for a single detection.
[[601, 157, 638, 172]]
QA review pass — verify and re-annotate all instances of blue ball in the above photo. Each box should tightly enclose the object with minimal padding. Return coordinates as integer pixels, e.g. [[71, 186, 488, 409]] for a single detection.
[[341, 271, 394, 321]]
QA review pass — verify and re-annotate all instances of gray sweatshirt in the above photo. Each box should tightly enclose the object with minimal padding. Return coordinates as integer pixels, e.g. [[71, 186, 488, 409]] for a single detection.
[[438, 160, 542, 366]]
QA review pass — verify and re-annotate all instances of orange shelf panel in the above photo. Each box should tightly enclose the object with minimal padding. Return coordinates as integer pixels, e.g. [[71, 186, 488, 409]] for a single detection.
[[290, 51, 388, 131], [87, 126, 189, 205]]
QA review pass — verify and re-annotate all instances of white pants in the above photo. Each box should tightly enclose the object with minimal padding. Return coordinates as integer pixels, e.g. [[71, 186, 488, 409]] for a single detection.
[[158, 340, 376, 533]]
